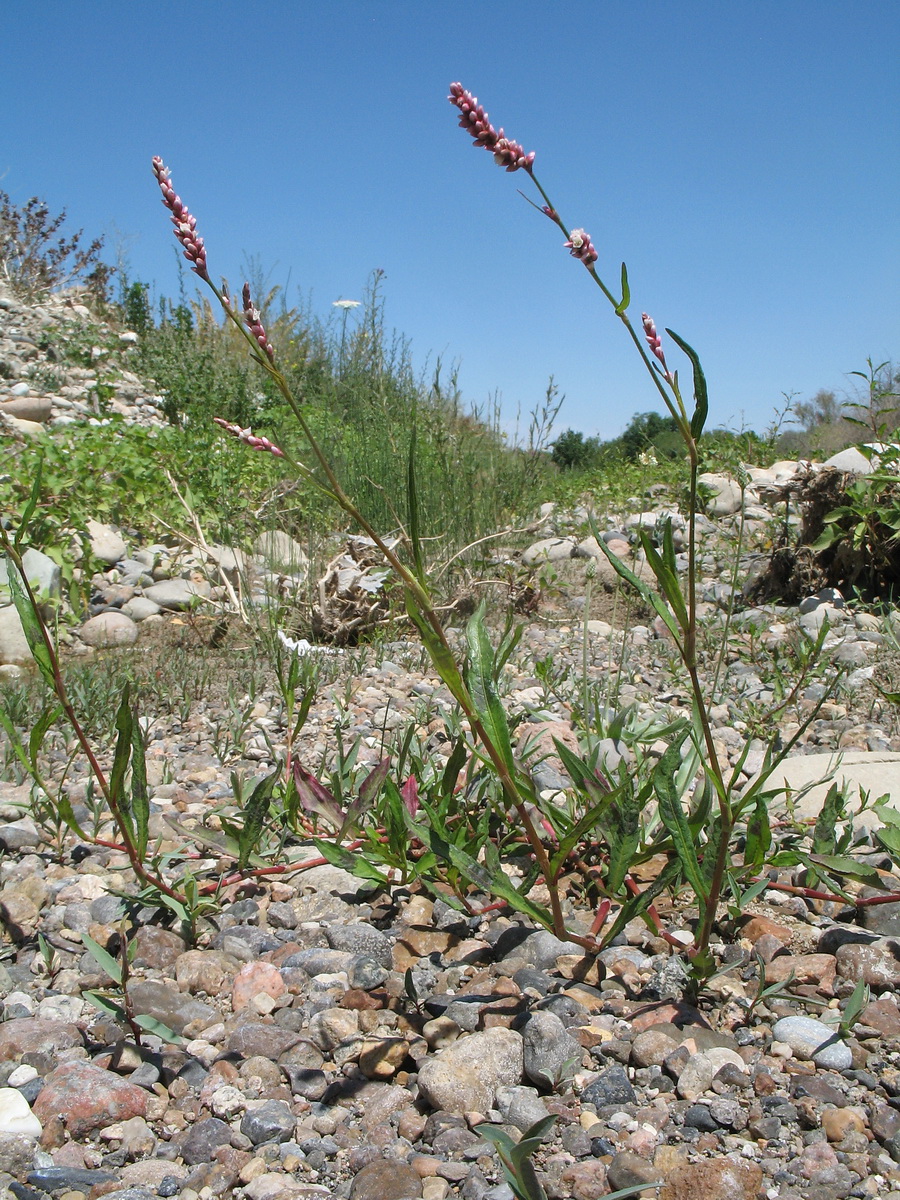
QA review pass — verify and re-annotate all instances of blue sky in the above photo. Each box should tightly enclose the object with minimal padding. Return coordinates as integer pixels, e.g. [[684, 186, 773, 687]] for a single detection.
[[4, 3, 897, 442]]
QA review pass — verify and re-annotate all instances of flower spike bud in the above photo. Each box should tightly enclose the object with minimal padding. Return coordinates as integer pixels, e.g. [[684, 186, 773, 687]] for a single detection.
[[151, 157, 209, 281], [241, 282, 275, 363], [214, 417, 285, 458], [564, 229, 598, 268], [448, 83, 534, 172], [642, 312, 670, 376]]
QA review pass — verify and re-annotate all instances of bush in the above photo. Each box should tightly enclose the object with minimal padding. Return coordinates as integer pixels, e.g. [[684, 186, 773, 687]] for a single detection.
[[0, 191, 110, 300]]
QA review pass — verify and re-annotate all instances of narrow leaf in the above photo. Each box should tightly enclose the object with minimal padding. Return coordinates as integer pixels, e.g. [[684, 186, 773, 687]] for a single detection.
[[615, 262, 630, 315], [665, 327, 709, 439], [81, 932, 124, 985], [465, 605, 515, 774], [6, 561, 56, 689], [292, 761, 345, 830], [238, 769, 277, 871], [654, 737, 708, 903]]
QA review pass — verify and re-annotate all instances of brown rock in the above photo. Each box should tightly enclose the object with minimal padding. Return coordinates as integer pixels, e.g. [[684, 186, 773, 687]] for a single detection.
[[227, 1022, 302, 1059], [0, 1018, 82, 1062], [349, 1159, 423, 1200], [392, 929, 459, 971], [358, 1037, 408, 1079], [175, 949, 238, 995], [660, 1155, 762, 1200], [765, 953, 836, 993], [231, 961, 286, 1011], [630, 1001, 711, 1032], [631, 1028, 679, 1068], [862, 996, 900, 1037], [0, 890, 40, 941], [740, 914, 791, 944], [131, 925, 186, 970], [33, 1061, 147, 1139], [559, 1160, 609, 1200], [821, 1106, 868, 1142], [836, 939, 900, 990]]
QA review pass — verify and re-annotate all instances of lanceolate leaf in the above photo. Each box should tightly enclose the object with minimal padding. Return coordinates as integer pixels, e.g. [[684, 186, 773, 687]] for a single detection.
[[81, 931, 123, 985], [599, 779, 647, 895], [812, 783, 844, 856], [744, 794, 772, 869], [406, 421, 427, 587], [6, 561, 55, 690], [615, 262, 630, 315], [238, 768, 278, 871], [665, 327, 709, 439], [654, 737, 708, 904], [465, 605, 515, 774], [110, 688, 136, 849], [405, 593, 469, 708], [589, 527, 682, 641], [292, 761, 345, 830], [128, 705, 150, 861]]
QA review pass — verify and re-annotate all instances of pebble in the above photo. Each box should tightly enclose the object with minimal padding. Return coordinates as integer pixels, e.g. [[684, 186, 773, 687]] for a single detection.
[[772, 1016, 854, 1069]]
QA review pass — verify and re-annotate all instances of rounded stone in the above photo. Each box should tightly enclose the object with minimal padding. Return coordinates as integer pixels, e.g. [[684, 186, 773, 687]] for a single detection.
[[79, 611, 139, 648]]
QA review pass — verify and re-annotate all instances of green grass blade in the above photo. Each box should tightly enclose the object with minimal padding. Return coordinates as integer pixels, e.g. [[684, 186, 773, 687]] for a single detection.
[[465, 605, 515, 774]]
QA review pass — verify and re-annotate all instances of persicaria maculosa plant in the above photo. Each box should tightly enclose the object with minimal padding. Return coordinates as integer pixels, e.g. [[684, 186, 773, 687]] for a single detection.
[[449, 82, 738, 973], [150, 79, 741, 982]]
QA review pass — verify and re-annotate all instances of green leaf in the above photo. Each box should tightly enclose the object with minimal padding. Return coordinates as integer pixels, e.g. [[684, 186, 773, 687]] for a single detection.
[[465, 605, 515, 775], [5, 559, 56, 690], [313, 837, 389, 887], [81, 932, 123, 985], [602, 857, 683, 946], [812, 783, 845, 856], [407, 419, 427, 587], [600, 780, 647, 895], [639, 526, 689, 632], [84, 990, 126, 1020], [615, 262, 630, 316], [15, 456, 44, 551], [128, 706, 150, 861], [665, 327, 708, 439], [744, 794, 772, 870], [654, 737, 708, 904], [405, 592, 469, 709], [806, 853, 891, 890], [132, 1011, 184, 1044], [28, 705, 62, 772], [589, 528, 682, 641], [238, 769, 277, 871]]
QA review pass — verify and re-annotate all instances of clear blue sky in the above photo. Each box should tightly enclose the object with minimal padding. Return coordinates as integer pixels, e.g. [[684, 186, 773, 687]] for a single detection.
[[4, 3, 897, 441]]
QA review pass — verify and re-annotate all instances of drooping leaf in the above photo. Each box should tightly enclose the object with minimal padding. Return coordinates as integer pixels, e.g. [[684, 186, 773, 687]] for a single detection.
[[588, 525, 682, 641], [132, 1011, 184, 1044], [665, 327, 708, 439], [598, 778, 647, 895], [5, 560, 56, 690], [313, 837, 389, 886]]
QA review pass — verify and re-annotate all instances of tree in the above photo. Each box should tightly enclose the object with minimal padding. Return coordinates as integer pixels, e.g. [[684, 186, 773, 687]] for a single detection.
[[551, 428, 599, 470]]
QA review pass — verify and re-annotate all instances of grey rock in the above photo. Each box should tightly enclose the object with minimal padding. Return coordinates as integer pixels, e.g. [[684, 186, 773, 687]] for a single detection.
[[240, 1099, 295, 1144], [520, 1011, 582, 1088], [179, 1116, 232, 1164], [581, 1064, 636, 1108], [772, 1016, 853, 1069], [417, 1028, 524, 1115], [86, 519, 127, 565], [521, 537, 576, 566], [28, 1166, 116, 1191], [698, 472, 743, 516], [494, 1085, 550, 1131], [142, 578, 210, 610], [252, 530, 309, 576], [823, 446, 875, 474], [121, 596, 161, 621], [325, 923, 393, 967], [0, 817, 42, 851], [124, 981, 217, 1035], [79, 611, 139, 647]]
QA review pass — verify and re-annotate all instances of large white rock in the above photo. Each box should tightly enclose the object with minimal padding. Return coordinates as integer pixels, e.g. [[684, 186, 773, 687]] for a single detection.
[[521, 538, 576, 566], [747, 750, 900, 832], [79, 611, 139, 648], [0, 1087, 41, 1138], [86, 519, 127, 565], [823, 446, 875, 475], [698, 473, 743, 517], [252, 531, 309, 576]]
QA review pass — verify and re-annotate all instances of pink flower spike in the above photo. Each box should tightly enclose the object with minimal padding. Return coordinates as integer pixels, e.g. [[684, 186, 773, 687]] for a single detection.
[[564, 228, 598, 268], [151, 157, 209, 281], [214, 416, 285, 458], [448, 83, 535, 173], [642, 312, 669, 374], [241, 282, 275, 363]]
